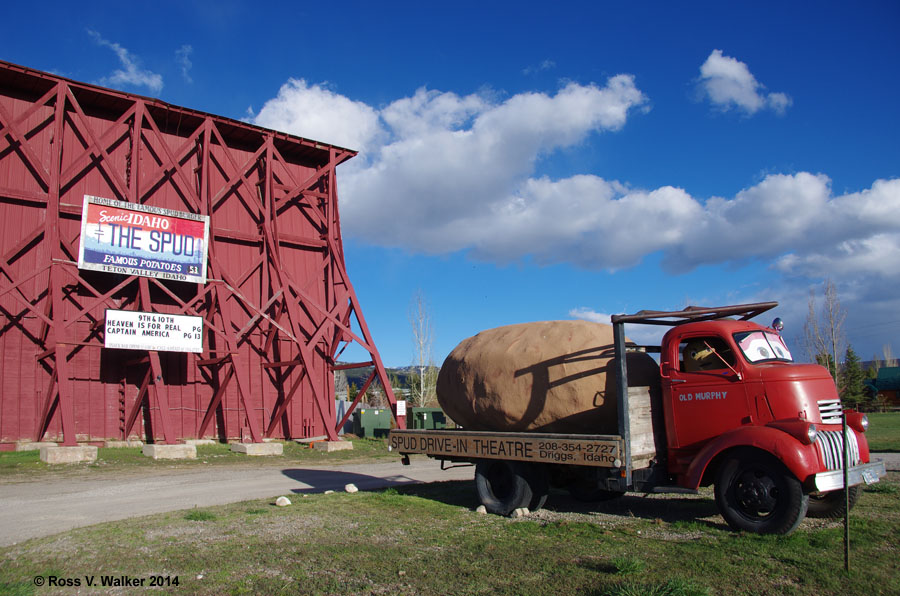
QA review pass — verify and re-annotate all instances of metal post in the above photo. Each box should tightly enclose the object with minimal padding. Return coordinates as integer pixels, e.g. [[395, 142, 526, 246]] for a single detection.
[[613, 320, 631, 488], [842, 410, 850, 572]]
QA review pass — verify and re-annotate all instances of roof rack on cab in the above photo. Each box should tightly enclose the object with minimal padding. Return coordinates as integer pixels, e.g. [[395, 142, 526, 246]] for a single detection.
[[610, 302, 778, 326]]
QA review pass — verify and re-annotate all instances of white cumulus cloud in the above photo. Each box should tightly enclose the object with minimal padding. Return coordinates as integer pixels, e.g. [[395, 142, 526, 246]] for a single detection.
[[87, 30, 163, 94], [568, 308, 612, 324], [697, 49, 791, 115], [176, 45, 193, 84], [662, 174, 900, 281], [252, 78, 384, 153], [250, 77, 900, 287], [569, 307, 666, 346]]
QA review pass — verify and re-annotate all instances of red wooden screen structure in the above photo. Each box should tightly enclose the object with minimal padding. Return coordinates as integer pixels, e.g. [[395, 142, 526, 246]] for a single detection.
[[0, 60, 402, 447]]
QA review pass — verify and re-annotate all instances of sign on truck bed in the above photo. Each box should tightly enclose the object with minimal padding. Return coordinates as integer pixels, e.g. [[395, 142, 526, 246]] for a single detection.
[[389, 430, 624, 467]]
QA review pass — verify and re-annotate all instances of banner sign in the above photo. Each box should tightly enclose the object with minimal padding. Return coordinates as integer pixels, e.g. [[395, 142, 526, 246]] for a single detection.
[[105, 309, 204, 353], [78, 195, 209, 284], [388, 430, 623, 468]]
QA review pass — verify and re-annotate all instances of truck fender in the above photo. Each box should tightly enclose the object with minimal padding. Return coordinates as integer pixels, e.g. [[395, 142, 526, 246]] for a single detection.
[[684, 425, 820, 490]]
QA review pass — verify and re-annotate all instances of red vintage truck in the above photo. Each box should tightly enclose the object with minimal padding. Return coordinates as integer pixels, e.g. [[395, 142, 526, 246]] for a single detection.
[[388, 303, 886, 534]]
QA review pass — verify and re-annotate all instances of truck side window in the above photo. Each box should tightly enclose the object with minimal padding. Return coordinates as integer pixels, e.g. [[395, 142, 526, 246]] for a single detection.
[[679, 337, 735, 372]]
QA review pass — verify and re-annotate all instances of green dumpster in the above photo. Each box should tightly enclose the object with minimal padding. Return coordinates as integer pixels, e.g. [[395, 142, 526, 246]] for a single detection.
[[353, 408, 391, 438], [410, 407, 446, 430]]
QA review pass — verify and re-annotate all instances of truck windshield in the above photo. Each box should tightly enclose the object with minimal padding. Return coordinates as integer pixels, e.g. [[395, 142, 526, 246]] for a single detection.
[[734, 331, 793, 363]]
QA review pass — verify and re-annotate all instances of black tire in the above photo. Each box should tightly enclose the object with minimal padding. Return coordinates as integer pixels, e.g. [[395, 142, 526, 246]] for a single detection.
[[807, 486, 860, 519], [475, 460, 534, 515], [525, 463, 550, 512], [714, 451, 808, 535]]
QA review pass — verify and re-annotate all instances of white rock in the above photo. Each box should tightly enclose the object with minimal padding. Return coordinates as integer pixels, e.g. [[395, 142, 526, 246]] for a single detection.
[[475, 505, 487, 514], [275, 496, 291, 507], [510, 507, 529, 518], [324, 490, 335, 495], [345, 483, 359, 493]]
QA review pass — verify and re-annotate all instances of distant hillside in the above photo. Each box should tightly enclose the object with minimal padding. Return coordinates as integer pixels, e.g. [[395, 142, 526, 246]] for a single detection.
[[337, 364, 438, 389]]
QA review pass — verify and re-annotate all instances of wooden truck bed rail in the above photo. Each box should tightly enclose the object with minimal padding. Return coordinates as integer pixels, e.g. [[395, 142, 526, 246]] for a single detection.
[[388, 430, 625, 467]]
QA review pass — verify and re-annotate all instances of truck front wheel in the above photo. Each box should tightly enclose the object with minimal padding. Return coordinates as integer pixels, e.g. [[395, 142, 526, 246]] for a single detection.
[[475, 460, 545, 515], [714, 451, 808, 535], [807, 486, 860, 519]]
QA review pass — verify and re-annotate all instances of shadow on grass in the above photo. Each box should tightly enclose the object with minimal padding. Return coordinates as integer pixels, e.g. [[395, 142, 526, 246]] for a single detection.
[[280, 467, 473, 497], [388, 479, 480, 508], [280, 467, 725, 529], [545, 492, 724, 528], [389, 480, 726, 529]]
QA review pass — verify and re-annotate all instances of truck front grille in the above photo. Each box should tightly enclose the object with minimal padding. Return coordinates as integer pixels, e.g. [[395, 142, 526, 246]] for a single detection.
[[817, 399, 843, 424], [817, 429, 860, 471]]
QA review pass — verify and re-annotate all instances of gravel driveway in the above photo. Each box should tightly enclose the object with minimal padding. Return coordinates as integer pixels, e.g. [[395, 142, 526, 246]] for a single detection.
[[0, 459, 474, 546]]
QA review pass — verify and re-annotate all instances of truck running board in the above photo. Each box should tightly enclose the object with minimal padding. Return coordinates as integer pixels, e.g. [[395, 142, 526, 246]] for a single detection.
[[643, 486, 699, 495]]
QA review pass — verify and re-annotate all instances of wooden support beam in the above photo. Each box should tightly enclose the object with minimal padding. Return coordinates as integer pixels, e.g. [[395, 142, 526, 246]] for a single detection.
[[334, 371, 377, 435], [123, 368, 152, 439], [197, 363, 234, 439]]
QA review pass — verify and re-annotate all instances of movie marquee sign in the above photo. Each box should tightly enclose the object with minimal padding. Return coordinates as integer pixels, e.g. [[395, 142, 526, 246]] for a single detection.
[[105, 310, 204, 353], [77, 195, 209, 353], [78, 195, 209, 284]]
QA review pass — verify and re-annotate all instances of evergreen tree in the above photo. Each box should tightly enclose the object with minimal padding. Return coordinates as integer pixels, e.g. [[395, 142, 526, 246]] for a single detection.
[[865, 364, 877, 380], [839, 345, 866, 409], [815, 353, 836, 383]]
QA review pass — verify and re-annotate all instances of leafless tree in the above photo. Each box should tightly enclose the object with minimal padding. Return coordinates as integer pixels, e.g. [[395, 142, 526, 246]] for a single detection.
[[409, 289, 437, 407], [804, 279, 846, 382], [334, 369, 348, 400], [883, 344, 898, 368]]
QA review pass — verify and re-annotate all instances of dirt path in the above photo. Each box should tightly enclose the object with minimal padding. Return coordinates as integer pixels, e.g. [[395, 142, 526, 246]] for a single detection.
[[875, 452, 900, 470], [0, 459, 474, 547]]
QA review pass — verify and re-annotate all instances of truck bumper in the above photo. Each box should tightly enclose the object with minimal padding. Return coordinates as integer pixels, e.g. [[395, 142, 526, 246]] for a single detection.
[[812, 460, 887, 492]]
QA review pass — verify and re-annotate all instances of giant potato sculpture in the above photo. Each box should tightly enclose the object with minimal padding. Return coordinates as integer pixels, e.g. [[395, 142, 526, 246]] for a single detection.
[[437, 321, 660, 434]]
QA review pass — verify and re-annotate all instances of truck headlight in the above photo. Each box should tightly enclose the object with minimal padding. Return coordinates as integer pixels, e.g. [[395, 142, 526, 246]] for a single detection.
[[807, 424, 818, 444], [766, 420, 819, 445], [845, 411, 869, 433]]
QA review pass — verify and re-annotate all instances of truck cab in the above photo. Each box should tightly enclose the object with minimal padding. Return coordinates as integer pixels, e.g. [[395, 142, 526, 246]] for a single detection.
[[660, 319, 838, 473], [613, 303, 883, 533]]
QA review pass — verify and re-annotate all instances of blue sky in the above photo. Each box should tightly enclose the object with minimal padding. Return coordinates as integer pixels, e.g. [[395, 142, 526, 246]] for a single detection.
[[4, 1, 899, 367]]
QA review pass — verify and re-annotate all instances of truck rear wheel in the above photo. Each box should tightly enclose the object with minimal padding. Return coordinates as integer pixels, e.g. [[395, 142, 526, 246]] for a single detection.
[[714, 451, 808, 535], [807, 486, 860, 519], [526, 464, 550, 511], [475, 460, 546, 515]]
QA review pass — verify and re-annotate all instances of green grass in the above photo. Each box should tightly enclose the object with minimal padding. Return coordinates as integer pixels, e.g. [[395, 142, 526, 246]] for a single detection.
[[0, 437, 397, 481], [611, 555, 647, 575], [866, 412, 900, 452], [184, 510, 217, 522], [1, 472, 897, 595]]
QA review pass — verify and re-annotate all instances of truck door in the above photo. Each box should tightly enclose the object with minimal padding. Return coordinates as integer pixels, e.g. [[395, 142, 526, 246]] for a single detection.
[[662, 334, 749, 457]]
